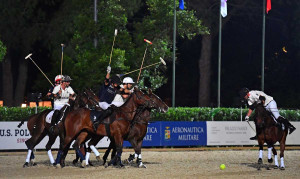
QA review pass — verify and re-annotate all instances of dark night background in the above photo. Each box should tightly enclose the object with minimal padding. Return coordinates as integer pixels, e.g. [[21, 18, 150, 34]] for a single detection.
[[1, 0, 300, 108]]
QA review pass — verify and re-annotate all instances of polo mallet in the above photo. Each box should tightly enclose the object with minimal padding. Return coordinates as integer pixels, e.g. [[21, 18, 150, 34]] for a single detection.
[[137, 39, 153, 83], [109, 29, 118, 67], [118, 57, 166, 77], [25, 53, 54, 87], [247, 120, 256, 132], [60, 44, 65, 76]]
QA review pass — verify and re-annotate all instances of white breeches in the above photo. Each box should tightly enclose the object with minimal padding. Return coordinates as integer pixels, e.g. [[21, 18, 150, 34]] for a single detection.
[[265, 100, 280, 120], [99, 102, 110, 110]]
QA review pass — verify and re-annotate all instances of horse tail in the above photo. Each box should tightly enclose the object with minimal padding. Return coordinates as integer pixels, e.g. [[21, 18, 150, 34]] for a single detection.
[[17, 117, 30, 128]]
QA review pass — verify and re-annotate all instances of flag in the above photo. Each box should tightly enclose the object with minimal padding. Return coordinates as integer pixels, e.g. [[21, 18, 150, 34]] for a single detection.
[[266, 0, 271, 13], [221, 0, 227, 18], [179, 0, 184, 10]]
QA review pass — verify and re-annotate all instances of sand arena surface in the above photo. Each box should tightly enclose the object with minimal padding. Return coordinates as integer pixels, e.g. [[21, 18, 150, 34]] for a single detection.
[[0, 148, 300, 179]]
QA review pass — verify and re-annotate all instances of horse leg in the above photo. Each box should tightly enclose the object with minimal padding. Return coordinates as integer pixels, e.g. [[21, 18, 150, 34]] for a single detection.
[[45, 134, 58, 165], [60, 136, 73, 168], [103, 140, 114, 165], [107, 137, 124, 168], [272, 146, 279, 169], [72, 132, 89, 168], [257, 138, 264, 170], [87, 136, 102, 163], [135, 140, 146, 168], [23, 131, 47, 167], [279, 138, 287, 170]]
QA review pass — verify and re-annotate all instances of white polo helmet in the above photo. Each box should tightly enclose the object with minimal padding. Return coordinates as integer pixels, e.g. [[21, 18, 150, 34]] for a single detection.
[[123, 77, 135, 84], [55, 75, 62, 82]]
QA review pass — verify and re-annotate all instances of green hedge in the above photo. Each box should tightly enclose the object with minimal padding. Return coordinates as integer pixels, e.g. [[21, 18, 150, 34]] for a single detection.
[[0, 107, 51, 121], [1, 106, 300, 121]]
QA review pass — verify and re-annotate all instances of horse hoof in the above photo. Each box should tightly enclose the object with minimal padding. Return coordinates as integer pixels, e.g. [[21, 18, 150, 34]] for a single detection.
[[31, 162, 37, 166], [23, 162, 29, 168], [274, 165, 278, 169], [81, 160, 86, 168], [139, 164, 147, 168], [280, 167, 285, 170], [60, 163, 65, 168], [268, 158, 273, 163], [258, 158, 263, 164], [88, 161, 94, 166], [96, 156, 101, 161], [72, 159, 77, 165], [104, 163, 109, 168]]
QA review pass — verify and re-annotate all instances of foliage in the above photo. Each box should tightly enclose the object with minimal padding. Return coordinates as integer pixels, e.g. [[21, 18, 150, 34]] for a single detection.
[[0, 107, 50, 121], [1, 106, 299, 122], [32, 0, 208, 93], [0, 39, 6, 62]]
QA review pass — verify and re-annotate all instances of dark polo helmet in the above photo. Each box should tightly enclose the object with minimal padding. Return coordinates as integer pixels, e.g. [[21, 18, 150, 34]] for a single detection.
[[239, 87, 249, 99], [62, 75, 72, 82], [110, 75, 121, 85]]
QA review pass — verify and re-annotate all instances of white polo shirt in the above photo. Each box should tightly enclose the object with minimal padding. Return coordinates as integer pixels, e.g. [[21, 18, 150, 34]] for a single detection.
[[247, 90, 273, 107], [52, 85, 75, 107]]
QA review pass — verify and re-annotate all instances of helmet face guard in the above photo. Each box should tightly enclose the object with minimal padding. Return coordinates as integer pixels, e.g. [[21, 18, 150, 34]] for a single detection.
[[239, 87, 249, 99]]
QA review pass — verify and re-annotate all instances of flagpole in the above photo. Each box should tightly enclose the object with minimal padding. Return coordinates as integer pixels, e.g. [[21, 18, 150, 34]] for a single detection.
[[261, 0, 266, 91], [172, 0, 176, 107], [217, 0, 222, 107]]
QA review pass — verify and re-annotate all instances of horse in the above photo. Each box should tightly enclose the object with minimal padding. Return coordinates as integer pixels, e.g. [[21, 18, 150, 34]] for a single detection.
[[254, 103, 288, 170], [100, 89, 168, 168], [17, 91, 98, 167], [59, 87, 155, 168]]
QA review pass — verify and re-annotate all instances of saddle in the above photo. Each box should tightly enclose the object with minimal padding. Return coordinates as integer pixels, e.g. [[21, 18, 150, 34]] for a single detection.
[[90, 107, 116, 136]]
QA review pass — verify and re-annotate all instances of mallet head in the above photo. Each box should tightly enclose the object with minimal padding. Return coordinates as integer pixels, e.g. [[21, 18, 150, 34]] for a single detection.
[[25, 53, 32, 59], [61, 44, 65, 47], [160, 57, 166, 65], [114, 29, 118, 36]]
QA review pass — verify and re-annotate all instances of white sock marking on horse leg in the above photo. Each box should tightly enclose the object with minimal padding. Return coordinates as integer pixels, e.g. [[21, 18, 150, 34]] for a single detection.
[[134, 153, 138, 158], [26, 149, 32, 163], [90, 145, 100, 156], [47, 150, 55, 164], [280, 157, 285, 168], [85, 152, 90, 165], [274, 155, 279, 166], [138, 154, 142, 159], [268, 147, 272, 159], [259, 150, 263, 159]]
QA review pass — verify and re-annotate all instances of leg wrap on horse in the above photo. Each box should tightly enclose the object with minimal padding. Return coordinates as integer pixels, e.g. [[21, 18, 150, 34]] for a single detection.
[[75, 149, 85, 161], [55, 150, 63, 164]]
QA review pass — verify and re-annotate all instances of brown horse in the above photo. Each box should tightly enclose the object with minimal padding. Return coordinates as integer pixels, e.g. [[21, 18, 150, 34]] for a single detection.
[[59, 87, 155, 168], [100, 89, 168, 168], [17, 91, 97, 167], [254, 103, 288, 170]]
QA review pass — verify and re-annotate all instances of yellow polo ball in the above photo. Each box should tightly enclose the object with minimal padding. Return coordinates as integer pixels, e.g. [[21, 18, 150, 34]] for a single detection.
[[220, 164, 226, 170]]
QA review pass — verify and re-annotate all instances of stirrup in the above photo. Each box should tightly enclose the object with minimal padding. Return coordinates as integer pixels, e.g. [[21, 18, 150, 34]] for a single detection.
[[249, 135, 257, 140]]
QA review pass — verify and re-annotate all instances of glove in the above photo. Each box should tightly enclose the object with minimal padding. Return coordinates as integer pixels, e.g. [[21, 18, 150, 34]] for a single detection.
[[245, 116, 249, 122], [107, 66, 111, 73]]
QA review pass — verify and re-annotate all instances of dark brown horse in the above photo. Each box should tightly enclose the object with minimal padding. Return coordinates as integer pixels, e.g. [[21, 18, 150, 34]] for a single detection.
[[254, 103, 288, 170], [17, 91, 97, 167], [59, 88, 155, 168], [100, 89, 168, 168]]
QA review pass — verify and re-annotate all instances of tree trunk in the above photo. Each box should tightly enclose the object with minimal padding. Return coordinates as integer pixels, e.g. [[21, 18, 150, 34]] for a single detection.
[[14, 59, 28, 106], [198, 35, 212, 107], [2, 57, 14, 107]]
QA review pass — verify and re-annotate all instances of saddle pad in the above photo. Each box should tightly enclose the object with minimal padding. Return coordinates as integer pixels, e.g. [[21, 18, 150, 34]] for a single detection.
[[46, 110, 54, 124], [90, 110, 103, 123]]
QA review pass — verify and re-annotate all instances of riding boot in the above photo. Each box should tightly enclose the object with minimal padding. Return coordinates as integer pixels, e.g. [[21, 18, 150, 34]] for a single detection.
[[278, 116, 296, 134], [49, 110, 60, 134]]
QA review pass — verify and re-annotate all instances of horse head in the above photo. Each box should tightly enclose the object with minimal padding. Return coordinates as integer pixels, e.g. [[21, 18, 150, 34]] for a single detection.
[[131, 87, 155, 108], [73, 90, 99, 110], [254, 103, 273, 129], [147, 88, 169, 113]]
